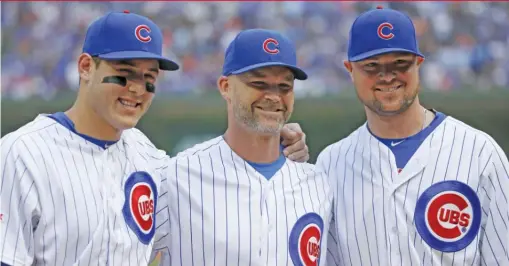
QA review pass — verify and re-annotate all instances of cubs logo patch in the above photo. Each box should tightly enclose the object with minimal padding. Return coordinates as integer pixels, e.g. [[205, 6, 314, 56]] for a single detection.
[[289, 213, 324, 266], [377, 22, 394, 40], [122, 171, 158, 245], [414, 180, 481, 252]]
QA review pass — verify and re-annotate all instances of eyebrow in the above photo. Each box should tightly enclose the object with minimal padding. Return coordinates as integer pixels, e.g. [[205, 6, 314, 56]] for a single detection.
[[112, 60, 159, 74]]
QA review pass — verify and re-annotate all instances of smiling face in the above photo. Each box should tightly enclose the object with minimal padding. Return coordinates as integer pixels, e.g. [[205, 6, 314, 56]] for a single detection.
[[344, 52, 424, 116], [218, 66, 295, 135], [79, 54, 159, 130]]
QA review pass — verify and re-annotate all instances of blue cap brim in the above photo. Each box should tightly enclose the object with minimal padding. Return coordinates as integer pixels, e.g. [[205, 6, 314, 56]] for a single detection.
[[349, 48, 424, 62], [98, 51, 179, 71], [230, 62, 308, 80]]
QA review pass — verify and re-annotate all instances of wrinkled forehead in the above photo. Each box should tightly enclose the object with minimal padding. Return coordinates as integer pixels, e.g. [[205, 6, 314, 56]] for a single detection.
[[358, 52, 416, 63], [241, 66, 295, 81]]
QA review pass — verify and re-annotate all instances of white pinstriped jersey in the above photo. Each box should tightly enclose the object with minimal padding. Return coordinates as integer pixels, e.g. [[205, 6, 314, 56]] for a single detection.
[[152, 136, 333, 266], [0, 114, 168, 266], [318, 115, 509, 266]]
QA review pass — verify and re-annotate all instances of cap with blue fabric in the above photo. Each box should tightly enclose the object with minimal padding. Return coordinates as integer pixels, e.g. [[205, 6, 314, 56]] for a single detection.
[[222, 29, 307, 80], [348, 6, 424, 62], [82, 10, 179, 71]]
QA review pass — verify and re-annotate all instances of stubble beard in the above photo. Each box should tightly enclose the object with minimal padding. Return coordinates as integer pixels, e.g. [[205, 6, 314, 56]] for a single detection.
[[360, 83, 420, 117], [232, 100, 289, 135]]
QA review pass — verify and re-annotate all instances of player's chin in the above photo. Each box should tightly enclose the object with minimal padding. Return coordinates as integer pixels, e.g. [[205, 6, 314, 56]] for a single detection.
[[370, 102, 407, 116], [112, 113, 143, 130], [257, 120, 285, 134], [382, 101, 405, 111], [114, 103, 147, 125], [257, 113, 285, 123]]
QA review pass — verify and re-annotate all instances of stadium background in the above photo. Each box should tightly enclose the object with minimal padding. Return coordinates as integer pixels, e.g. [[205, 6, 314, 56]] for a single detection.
[[1, 1, 508, 265], [2, 2, 508, 160]]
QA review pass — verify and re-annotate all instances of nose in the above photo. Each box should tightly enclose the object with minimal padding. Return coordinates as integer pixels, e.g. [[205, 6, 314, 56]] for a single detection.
[[263, 90, 283, 102], [127, 81, 146, 96], [378, 71, 396, 83]]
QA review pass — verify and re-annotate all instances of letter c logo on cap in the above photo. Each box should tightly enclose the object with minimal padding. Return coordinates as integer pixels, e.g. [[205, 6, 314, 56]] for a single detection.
[[377, 22, 394, 40], [263, 38, 279, 54], [135, 25, 151, 43]]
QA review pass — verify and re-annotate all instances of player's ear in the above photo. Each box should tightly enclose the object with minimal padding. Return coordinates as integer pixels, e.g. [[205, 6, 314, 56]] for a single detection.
[[416, 56, 425, 66], [217, 76, 232, 103], [343, 60, 354, 80], [78, 53, 94, 83]]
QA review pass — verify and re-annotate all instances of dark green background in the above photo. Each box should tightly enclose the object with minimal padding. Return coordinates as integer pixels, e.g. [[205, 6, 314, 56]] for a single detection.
[[2, 90, 508, 163]]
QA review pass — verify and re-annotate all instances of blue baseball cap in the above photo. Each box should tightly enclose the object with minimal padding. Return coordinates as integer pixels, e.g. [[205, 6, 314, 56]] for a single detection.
[[222, 29, 307, 80], [82, 10, 179, 71], [348, 6, 424, 62]]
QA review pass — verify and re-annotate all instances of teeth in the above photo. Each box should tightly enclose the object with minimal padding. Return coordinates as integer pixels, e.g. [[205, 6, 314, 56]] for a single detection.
[[257, 107, 281, 112], [378, 86, 400, 92], [119, 99, 137, 107]]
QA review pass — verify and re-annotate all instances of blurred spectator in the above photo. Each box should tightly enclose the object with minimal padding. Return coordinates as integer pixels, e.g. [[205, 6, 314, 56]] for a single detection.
[[2, 2, 509, 100]]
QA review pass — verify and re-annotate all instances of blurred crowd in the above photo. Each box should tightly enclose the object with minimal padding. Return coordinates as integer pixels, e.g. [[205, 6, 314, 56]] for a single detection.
[[2, 2, 509, 100]]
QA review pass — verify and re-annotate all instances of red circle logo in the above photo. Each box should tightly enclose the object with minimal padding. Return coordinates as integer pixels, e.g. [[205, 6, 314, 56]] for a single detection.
[[298, 224, 321, 266], [415, 181, 481, 252], [135, 25, 151, 43], [377, 22, 394, 40], [425, 191, 473, 241], [129, 183, 155, 233]]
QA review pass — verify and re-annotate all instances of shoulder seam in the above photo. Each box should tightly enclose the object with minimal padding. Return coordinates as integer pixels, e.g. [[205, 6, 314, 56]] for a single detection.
[[2, 121, 58, 161]]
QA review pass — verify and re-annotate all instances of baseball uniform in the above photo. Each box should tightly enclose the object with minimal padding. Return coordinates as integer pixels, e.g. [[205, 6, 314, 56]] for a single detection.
[[319, 6, 509, 265], [319, 111, 509, 266], [153, 136, 333, 266], [1, 10, 180, 266], [318, 7, 509, 265], [0, 113, 168, 265], [152, 28, 331, 266]]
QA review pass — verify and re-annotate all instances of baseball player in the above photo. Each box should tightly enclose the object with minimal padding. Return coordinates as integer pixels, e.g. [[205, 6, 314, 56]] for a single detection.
[[151, 29, 333, 266], [0, 11, 310, 266], [318, 7, 509, 266]]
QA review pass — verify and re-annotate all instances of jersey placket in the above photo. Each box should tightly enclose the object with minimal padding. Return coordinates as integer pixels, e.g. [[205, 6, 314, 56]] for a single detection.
[[102, 144, 125, 263], [386, 155, 420, 266], [258, 177, 274, 263], [97, 147, 114, 263], [382, 152, 400, 266], [387, 188, 404, 266], [387, 142, 430, 266]]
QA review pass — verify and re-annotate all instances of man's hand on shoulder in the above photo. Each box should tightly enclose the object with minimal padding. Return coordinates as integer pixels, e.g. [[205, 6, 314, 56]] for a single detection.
[[281, 123, 309, 163]]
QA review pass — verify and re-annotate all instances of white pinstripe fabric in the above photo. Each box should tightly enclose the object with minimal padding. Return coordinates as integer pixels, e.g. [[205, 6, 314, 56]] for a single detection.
[[1, 115, 168, 266], [153, 136, 334, 266], [318, 116, 509, 266]]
